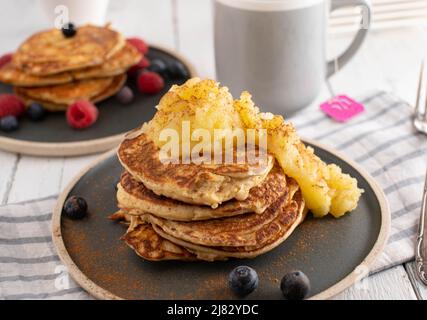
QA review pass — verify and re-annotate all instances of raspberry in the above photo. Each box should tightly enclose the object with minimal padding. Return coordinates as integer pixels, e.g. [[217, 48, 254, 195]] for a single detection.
[[66, 100, 99, 129], [127, 37, 149, 55], [127, 57, 150, 77], [137, 72, 164, 94], [0, 94, 25, 118], [0, 53, 12, 69]]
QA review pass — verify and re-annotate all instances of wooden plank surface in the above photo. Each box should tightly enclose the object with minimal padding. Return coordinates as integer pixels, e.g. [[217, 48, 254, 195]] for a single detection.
[[7, 156, 64, 203], [405, 262, 427, 300], [175, 0, 215, 78], [333, 265, 418, 300], [0, 151, 18, 205]]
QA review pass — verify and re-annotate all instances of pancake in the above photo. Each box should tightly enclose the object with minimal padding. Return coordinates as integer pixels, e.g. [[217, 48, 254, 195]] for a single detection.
[[15, 74, 125, 111], [121, 183, 305, 261], [15, 76, 113, 105], [91, 73, 126, 104], [13, 24, 124, 76], [118, 133, 275, 208], [117, 163, 288, 221], [122, 221, 196, 261], [0, 62, 73, 87], [0, 43, 139, 87], [139, 178, 299, 247], [72, 42, 141, 80]]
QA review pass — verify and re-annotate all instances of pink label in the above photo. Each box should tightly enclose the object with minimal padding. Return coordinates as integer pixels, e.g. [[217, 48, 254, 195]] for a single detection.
[[320, 95, 365, 122]]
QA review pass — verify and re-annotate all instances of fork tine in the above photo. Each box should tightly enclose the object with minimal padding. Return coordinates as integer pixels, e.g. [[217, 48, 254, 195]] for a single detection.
[[424, 61, 427, 120], [415, 60, 425, 119]]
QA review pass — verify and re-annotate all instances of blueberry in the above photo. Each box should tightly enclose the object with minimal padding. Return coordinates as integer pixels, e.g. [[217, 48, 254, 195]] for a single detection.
[[62, 196, 88, 220], [0, 115, 19, 132], [116, 86, 134, 104], [62, 23, 77, 38], [280, 270, 311, 300], [167, 60, 190, 79], [228, 266, 259, 296], [147, 59, 167, 77], [27, 103, 46, 121]]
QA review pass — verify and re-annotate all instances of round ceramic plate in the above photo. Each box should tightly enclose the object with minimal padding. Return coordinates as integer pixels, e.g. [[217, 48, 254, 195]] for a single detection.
[[52, 141, 390, 300], [0, 46, 196, 157]]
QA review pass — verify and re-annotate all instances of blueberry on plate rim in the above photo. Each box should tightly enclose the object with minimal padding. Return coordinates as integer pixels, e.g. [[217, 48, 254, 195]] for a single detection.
[[62, 22, 77, 38], [27, 102, 46, 121], [147, 59, 168, 77], [228, 266, 259, 296], [167, 60, 190, 79], [280, 270, 311, 300], [62, 196, 88, 220], [0, 115, 19, 132]]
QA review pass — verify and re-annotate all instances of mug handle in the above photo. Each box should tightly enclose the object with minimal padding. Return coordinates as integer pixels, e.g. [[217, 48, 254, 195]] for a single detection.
[[327, 0, 372, 78]]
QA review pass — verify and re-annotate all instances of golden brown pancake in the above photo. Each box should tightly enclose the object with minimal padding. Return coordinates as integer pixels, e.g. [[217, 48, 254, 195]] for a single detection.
[[123, 223, 196, 261], [0, 43, 139, 87], [120, 184, 305, 261], [15, 74, 125, 111], [72, 42, 141, 80], [13, 24, 124, 76], [110, 211, 196, 261], [91, 73, 126, 104], [118, 133, 275, 208], [15, 77, 112, 105], [0, 62, 73, 87], [117, 163, 288, 221], [139, 178, 300, 248]]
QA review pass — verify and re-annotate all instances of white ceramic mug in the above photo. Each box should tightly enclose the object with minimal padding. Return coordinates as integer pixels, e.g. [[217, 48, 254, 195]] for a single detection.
[[214, 0, 371, 115]]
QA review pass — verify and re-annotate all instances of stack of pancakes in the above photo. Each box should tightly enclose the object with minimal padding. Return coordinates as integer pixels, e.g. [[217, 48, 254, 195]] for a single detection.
[[111, 131, 306, 262], [0, 24, 141, 111]]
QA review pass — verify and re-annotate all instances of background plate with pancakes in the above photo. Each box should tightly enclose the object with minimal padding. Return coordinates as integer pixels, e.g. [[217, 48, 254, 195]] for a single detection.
[[0, 24, 196, 156]]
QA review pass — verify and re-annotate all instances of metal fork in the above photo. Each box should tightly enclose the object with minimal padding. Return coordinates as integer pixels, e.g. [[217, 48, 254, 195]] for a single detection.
[[414, 59, 427, 286], [414, 59, 427, 134], [416, 169, 427, 286]]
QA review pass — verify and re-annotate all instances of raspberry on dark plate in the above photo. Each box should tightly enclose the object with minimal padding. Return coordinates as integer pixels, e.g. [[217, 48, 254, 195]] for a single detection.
[[127, 37, 149, 55], [0, 115, 19, 132], [0, 53, 13, 69], [137, 72, 164, 94], [66, 100, 99, 130], [0, 94, 25, 118], [128, 57, 150, 77]]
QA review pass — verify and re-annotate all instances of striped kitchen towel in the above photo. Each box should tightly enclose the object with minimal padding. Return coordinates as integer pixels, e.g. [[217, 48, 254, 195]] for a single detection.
[[0, 91, 425, 299], [0, 196, 91, 300]]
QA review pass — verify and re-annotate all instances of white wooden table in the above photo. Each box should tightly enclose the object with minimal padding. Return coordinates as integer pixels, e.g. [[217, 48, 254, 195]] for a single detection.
[[0, 0, 426, 300]]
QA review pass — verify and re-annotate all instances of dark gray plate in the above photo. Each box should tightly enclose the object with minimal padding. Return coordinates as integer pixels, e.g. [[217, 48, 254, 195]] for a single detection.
[[52, 142, 389, 300], [0, 47, 194, 156]]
